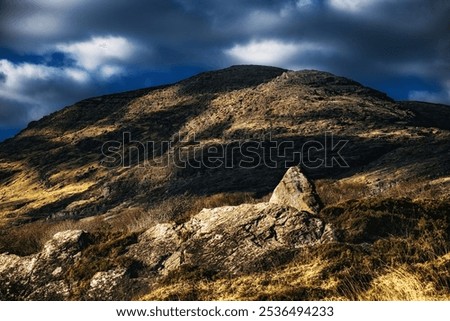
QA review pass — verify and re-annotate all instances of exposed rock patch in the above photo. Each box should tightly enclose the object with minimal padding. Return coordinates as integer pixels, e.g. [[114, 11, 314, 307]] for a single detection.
[[129, 201, 334, 277], [0, 230, 89, 300], [86, 268, 129, 300]]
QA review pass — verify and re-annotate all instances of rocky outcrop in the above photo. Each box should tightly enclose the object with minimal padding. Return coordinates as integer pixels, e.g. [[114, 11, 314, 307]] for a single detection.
[[269, 166, 322, 214], [0, 230, 90, 300], [0, 167, 334, 300], [86, 268, 130, 300], [128, 201, 334, 277], [128, 166, 333, 276]]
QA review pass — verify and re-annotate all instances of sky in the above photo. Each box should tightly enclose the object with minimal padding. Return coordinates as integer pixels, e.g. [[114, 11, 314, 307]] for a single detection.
[[0, 0, 449, 141]]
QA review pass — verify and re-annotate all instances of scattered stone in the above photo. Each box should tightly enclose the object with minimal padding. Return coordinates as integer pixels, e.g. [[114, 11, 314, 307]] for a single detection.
[[86, 268, 129, 300], [269, 166, 322, 214], [0, 230, 90, 300]]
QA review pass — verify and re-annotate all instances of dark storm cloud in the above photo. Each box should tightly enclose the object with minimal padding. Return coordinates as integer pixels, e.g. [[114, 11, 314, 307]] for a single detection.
[[0, 58, 99, 128], [0, 0, 449, 131], [0, 97, 33, 128], [1, 0, 448, 75], [1, 0, 448, 68]]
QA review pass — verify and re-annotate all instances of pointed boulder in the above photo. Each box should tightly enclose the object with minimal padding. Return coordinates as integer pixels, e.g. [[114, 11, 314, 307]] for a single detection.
[[269, 166, 322, 214]]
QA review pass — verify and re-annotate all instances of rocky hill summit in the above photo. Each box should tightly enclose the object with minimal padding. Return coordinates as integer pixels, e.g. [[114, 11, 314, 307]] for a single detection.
[[1, 65, 450, 300]]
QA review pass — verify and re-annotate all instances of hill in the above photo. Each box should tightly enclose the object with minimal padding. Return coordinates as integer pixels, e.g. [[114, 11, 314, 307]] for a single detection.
[[0, 65, 449, 300]]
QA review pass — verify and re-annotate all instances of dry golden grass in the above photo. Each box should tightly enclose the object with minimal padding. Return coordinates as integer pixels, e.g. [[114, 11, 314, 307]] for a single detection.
[[140, 258, 334, 301], [139, 249, 450, 301], [315, 179, 371, 205], [359, 267, 439, 300], [0, 160, 99, 227], [316, 176, 450, 207], [138, 196, 450, 301]]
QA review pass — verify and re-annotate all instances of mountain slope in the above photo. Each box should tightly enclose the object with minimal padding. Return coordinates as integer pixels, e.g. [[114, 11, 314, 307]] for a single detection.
[[1, 65, 450, 300], [1, 65, 449, 226]]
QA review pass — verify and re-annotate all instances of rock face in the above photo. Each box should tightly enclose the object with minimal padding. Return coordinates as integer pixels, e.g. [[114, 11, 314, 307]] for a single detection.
[[86, 268, 130, 300], [129, 202, 333, 277], [0, 230, 90, 300], [127, 166, 333, 276], [0, 166, 333, 300], [269, 166, 322, 214]]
